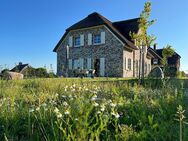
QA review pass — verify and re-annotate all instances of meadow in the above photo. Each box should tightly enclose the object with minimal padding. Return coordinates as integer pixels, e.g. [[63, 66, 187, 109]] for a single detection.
[[0, 78, 188, 141]]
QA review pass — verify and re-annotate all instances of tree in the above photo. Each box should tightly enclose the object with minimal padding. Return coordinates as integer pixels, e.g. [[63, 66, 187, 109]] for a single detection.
[[130, 2, 156, 83], [162, 45, 175, 77], [130, 2, 156, 47]]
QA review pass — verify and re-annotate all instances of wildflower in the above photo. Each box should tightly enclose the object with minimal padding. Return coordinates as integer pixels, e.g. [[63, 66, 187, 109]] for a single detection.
[[111, 111, 120, 119], [29, 108, 35, 113], [107, 99, 112, 103], [91, 95, 97, 101], [36, 107, 40, 111], [57, 113, 63, 118], [62, 95, 66, 98], [100, 104, 105, 112], [64, 110, 70, 115], [93, 102, 99, 107], [41, 103, 47, 107], [73, 84, 76, 87], [55, 93, 59, 97], [54, 107, 59, 113], [75, 118, 78, 121], [97, 111, 101, 114], [63, 101, 68, 107], [110, 103, 117, 107]]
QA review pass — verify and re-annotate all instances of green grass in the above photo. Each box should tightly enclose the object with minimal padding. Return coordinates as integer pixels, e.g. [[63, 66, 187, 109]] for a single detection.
[[0, 78, 187, 141]]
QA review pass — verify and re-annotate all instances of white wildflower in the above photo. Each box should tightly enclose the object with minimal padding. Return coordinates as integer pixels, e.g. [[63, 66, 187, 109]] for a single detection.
[[75, 118, 78, 121], [111, 111, 120, 119], [107, 99, 112, 103], [41, 103, 47, 107], [91, 95, 97, 101], [62, 95, 66, 98], [54, 107, 59, 113], [29, 108, 35, 113], [63, 101, 68, 107], [100, 104, 105, 112], [93, 102, 99, 107], [57, 113, 63, 118], [55, 93, 59, 97], [36, 107, 40, 111], [64, 110, 70, 115], [97, 111, 101, 114], [110, 103, 117, 107]]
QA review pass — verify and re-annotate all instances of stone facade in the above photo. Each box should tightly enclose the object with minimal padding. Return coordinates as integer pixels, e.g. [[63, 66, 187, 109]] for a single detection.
[[57, 25, 124, 77], [56, 25, 151, 78]]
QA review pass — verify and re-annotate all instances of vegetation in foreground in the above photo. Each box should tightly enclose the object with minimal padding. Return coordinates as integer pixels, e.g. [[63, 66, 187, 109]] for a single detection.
[[0, 78, 188, 141]]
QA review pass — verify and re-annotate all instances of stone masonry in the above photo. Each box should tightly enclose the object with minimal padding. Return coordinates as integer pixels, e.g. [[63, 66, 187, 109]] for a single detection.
[[56, 25, 151, 77]]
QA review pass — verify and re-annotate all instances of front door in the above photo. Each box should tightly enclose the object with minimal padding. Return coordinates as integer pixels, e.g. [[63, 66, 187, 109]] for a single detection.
[[94, 59, 100, 77]]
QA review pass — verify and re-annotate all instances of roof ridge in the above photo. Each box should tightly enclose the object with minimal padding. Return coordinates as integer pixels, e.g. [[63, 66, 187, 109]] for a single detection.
[[113, 18, 140, 24]]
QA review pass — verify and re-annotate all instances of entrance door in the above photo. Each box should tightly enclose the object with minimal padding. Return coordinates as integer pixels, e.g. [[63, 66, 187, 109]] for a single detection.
[[94, 59, 100, 77]]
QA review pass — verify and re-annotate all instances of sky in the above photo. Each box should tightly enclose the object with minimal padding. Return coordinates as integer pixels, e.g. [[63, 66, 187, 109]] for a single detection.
[[0, 0, 188, 72]]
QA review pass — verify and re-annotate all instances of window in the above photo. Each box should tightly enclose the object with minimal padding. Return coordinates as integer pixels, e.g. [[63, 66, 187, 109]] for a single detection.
[[83, 59, 87, 69], [124, 57, 126, 70], [74, 37, 81, 47], [144, 63, 147, 74], [73, 59, 79, 69], [148, 64, 151, 73], [93, 34, 101, 44], [136, 60, 139, 76], [153, 59, 158, 65], [128, 59, 132, 70]]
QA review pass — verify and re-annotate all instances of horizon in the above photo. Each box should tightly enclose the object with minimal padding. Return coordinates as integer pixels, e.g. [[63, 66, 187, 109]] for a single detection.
[[0, 0, 188, 73]]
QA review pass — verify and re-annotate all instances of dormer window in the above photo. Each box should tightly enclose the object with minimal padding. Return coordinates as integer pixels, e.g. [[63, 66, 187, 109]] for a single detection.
[[74, 37, 81, 47], [93, 34, 101, 44]]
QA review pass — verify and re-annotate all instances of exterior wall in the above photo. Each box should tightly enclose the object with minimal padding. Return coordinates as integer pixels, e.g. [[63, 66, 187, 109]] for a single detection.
[[122, 47, 151, 78], [56, 25, 124, 77], [145, 55, 152, 76], [123, 49, 134, 77]]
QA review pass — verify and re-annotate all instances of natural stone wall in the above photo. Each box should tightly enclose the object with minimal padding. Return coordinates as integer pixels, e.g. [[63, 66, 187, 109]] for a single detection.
[[56, 25, 124, 77], [56, 25, 152, 78]]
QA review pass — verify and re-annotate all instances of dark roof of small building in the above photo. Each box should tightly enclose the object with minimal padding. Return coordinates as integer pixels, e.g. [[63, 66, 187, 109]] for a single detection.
[[53, 12, 139, 52], [11, 63, 29, 73], [155, 49, 181, 58], [155, 49, 181, 65], [148, 47, 162, 60]]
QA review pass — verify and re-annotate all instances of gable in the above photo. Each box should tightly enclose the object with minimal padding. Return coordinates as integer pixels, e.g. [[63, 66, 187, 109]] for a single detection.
[[53, 12, 138, 52]]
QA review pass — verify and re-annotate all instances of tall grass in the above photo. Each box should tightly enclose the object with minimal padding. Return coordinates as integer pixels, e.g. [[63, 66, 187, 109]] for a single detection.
[[0, 78, 187, 140]]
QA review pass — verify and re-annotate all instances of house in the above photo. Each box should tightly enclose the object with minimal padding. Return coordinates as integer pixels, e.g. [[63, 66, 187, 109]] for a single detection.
[[149, 44, 181, 76], [11, 62, 30, 74], [10, 62, 34, 77], [53, 12, 153, 77]]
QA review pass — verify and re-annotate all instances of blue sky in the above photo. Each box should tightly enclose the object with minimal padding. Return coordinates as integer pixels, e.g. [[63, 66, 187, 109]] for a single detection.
[[0, 0, 188, 72]]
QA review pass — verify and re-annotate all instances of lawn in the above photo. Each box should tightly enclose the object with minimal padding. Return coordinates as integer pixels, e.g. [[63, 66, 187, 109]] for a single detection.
[[0, 78, 188, 141]]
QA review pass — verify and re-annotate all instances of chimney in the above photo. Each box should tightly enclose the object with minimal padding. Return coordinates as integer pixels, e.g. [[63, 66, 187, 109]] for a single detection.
[[19, 62, 22, 66], [153, 44, 157, 50]]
